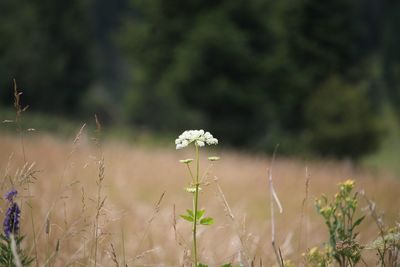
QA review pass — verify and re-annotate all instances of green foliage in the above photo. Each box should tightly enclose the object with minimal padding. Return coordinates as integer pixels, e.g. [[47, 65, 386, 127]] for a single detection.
[[286, 0, 370, 80], [0, 0, 94, 114], [120, 0, 384, 158], [180, 209, 194, 222], [303, 246, 333, 267], [181, 209, 214, 226], [120, 0, 297, 147], [0, 234, 33, 267], [3, 0, 400, 160], [315, 180, 364, 266], [305, 77, 382, 160], [199, 217, 214, 226], [382, 2, 400, 120], [0, 108, 80, 138]]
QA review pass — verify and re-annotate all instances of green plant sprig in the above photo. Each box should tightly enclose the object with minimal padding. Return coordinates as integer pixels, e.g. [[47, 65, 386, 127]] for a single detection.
[[315, 179, 365, 267]]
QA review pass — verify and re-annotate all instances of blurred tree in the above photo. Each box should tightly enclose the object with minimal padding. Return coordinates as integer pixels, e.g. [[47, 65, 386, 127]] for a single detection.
[[0, 0, 386, 159], [285, 0, 383, 158], [120, 0, 383, 157], [120, 0, 306, 149], [382, 1, 400, 118], [305, 77, 381, 160], [80, 0, 130, 123], [285, 0, 368, 81], [0, 0, 94, 114]]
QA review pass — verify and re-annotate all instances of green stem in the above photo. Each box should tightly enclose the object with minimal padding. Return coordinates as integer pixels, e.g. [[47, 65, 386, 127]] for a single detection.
[[193, 145, 200, 266]]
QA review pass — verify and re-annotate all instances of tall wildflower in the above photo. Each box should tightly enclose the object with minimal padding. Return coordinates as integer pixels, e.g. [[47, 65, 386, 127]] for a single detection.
[[3, 189, 21, 238], [176, 129, 218, 266]]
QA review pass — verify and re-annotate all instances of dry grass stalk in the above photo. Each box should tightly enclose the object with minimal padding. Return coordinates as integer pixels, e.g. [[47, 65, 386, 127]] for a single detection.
[[172, 204, 191, 265], [361, 190, 389, 264], [7, 81, 41, 266], [267, 147, 284, 267], [13, 79, 29, 163], [214, 176, 252, 266], [31, 123, 87, 264], [108, 243, 120, 267], [297, 167, 311, 256], [1, 152, 14, 189], [133, 192, 166, 265], [93, 115, 106, 267]]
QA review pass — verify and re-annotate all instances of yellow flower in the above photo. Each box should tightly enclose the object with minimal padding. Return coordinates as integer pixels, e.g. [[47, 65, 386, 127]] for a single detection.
[[343, 179, 355, 187], [339, 179, 355, 192], [309, 247, 319, 256], [320, 206, 333, 217]]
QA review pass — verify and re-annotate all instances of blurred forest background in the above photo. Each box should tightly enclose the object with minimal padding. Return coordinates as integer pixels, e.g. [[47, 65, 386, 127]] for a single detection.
[[1, 0, 400, 165]]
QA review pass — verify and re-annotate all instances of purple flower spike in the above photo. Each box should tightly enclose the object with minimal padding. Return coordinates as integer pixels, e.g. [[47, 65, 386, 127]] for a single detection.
[[3, 202, 20, 238], [3, 189, 20, 238], [4, 189, 17, 202]]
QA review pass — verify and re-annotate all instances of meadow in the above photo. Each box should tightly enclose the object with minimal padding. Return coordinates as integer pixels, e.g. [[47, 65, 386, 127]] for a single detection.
[[2, 1, 400, 265], [0, 123, 399, 266]]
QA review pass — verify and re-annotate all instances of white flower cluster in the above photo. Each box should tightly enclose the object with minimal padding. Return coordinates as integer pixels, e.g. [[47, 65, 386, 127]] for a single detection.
[[175, 129, 218, 149], [185, 186, 202, 193]]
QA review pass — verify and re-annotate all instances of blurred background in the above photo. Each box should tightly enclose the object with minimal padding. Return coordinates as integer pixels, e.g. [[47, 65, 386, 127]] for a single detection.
[[1, 0, 400, 170]]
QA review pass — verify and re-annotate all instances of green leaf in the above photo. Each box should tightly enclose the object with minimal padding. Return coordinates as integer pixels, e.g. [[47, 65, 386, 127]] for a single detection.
[[351, 215, 365, 231], [221, 264, 232, 267], [197, 263, 208, 267], [180, 215, 193, 222], [196, 209, 206, 219], [186, 209, 194, 217], [200, 217, 214, 225]]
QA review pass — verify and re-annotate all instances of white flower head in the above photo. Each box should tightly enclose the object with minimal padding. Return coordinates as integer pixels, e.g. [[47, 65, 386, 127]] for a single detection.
[[185, 187, 202, 193], [175, 129, 218, 149], [208, 156, 220, 161], [196, 140, 205, 147], [179, 158, 194, 164]]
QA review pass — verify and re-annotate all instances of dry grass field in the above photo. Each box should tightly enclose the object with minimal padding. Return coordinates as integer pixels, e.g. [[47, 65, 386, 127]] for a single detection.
[[0, 130, 399, 266]]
